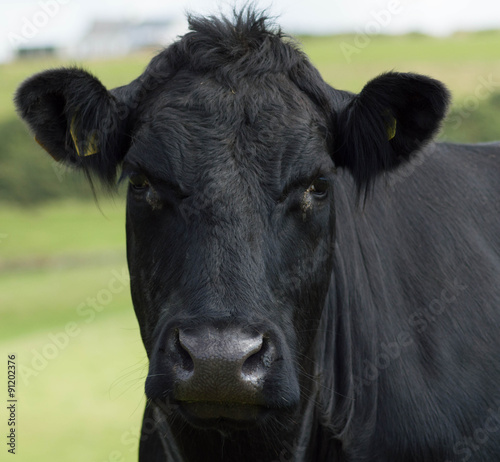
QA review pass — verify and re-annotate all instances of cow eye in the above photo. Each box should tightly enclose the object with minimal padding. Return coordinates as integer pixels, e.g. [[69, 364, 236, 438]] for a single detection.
[[129, 173, 149, 191], [308, 177, 329, 199]]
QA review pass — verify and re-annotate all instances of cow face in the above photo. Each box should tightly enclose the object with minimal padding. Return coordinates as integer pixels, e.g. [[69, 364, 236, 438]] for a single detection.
[[15, 10, 449, 440], [123, 69, 337, 428]]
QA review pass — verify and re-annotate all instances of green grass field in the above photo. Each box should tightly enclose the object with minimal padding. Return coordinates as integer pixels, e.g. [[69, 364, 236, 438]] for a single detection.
[[1, 29, 500, 461], [300, 30, 500, 97], [0, 199, 145, 462]]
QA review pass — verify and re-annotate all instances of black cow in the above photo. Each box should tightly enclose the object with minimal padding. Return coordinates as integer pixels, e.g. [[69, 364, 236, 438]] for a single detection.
[[15, 9, 500, 462]]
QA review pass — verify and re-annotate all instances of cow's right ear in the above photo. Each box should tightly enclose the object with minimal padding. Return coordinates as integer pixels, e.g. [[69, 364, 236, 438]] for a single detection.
[[333, 72, 450, 198], [15, 68, 131, 185]]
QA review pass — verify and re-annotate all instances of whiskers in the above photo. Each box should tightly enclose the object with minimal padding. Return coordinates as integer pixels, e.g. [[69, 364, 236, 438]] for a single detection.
[[293, 350, 354, 402], [108, 355, 149, 416]]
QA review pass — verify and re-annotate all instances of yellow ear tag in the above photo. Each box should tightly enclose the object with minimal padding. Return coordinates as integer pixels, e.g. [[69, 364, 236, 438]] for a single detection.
[[70, 115, 99, 157], [386, 117, 397, 141]]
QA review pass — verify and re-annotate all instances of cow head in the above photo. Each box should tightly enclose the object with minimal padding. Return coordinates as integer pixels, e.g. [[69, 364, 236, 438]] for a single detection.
[[15, 9, 449, 456]]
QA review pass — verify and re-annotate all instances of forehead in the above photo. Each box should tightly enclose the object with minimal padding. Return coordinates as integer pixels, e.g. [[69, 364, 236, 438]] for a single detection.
[[127, 71, 331, 187]]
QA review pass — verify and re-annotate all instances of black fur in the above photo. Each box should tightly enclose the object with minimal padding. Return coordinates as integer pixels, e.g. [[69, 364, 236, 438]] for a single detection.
[[15, 8, 500, 462], [15, 68, 131, 185], [336, 72, 450, 198]]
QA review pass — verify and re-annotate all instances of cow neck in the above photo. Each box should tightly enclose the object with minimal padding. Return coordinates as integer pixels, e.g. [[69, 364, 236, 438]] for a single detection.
[[317, 173, 382, 452]]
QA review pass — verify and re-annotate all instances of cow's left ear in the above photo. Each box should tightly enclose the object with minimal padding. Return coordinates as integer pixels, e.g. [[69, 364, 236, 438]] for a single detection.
[[15, 68, 131, 185], [334, 72, 450, 194]]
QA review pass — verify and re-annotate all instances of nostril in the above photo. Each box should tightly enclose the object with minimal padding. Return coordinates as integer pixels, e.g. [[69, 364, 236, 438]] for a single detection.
[[174, 328, 194, 373], [241, 335, 274, 377]]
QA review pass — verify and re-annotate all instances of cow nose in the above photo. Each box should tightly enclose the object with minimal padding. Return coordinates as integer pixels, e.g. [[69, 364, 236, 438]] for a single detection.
[[173, 325, 274, 409]]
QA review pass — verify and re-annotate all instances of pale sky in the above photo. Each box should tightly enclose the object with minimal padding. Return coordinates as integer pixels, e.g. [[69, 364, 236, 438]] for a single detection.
[[1, 0, 500, 62]]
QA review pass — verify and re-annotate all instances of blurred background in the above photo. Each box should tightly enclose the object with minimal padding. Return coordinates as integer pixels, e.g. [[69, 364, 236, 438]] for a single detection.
[[1, 0, 499, 460]]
